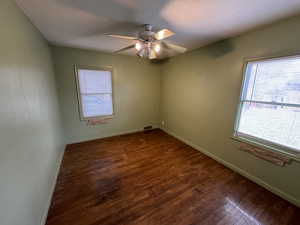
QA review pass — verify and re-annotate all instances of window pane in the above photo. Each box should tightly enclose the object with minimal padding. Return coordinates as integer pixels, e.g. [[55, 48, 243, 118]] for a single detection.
[[81, 94, 113, 117], [237, 102, 300, 151], [243, 57, 300, 105], [78, 69, 112, 94]]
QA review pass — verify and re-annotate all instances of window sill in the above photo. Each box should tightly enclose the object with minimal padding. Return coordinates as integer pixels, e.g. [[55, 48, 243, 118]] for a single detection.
[[83, 116, 114, 126], [231, 135, 300, 162], [80, 115, 114, 121]]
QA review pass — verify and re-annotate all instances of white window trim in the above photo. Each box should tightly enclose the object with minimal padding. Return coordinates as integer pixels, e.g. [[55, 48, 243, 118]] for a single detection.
[[74, 65, 115, 121], [233, 54, 300, 161]]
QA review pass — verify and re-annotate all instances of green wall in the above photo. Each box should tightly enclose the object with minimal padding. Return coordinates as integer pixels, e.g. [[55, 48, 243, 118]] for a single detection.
[[161, 16, 300, 206], [51, 46, 161, 144], [0, 1, 65, 225]]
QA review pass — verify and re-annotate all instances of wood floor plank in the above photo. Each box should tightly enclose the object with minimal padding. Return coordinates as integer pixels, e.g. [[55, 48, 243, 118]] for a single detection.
[[46, 129, 300, 225]]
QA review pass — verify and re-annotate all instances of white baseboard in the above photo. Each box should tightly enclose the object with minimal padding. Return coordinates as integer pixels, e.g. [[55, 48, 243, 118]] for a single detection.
[[69, 126, 159, 145], [161, 127, 300, 208], [40, 147, 65, 225]]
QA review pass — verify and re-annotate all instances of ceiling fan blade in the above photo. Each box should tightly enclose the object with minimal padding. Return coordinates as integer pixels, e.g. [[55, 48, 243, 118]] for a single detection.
[[163, 42, 187, 53], [115, 44, 135, 53], [155, 29, 175, 40], [105, 34, 137, 40]]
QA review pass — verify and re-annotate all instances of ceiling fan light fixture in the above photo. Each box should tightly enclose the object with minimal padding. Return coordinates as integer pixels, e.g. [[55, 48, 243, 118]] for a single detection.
[[135, 42, 142, 51], [154, 43, 161, 53], [149, 49, 157, 59], [137, 47, 147, 58]]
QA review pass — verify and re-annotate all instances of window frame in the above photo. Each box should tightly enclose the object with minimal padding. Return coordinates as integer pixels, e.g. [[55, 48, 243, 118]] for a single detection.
[[74, 65, 115, 121], [233, 54, 300, 160]]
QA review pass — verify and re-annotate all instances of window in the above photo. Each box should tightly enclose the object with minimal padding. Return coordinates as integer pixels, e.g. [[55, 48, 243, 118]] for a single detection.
[[234, 55, 300, 155], [75, 66, 113, 120]]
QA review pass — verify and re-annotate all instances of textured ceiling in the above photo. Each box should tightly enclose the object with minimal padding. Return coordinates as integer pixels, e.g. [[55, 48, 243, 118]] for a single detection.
[[15, 0, 300, 57]]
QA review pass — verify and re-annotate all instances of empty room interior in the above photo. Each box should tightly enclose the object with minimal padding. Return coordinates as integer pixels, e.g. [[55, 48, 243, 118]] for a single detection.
[[2, 0, 300, 224]]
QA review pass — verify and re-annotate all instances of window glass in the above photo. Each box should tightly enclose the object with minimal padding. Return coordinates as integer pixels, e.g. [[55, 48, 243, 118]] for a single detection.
[[235, 55, 300, 153], [76, 67, 113, 119], [242, 58, 300, 105], [81, 94, 113, 117]]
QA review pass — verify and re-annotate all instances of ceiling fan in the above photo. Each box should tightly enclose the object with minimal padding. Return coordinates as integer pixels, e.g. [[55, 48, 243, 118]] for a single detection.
[[105, 24, 187, 59]]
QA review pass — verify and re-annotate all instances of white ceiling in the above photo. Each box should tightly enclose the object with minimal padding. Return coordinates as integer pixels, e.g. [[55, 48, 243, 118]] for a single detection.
[[16, 0, 300, 57]]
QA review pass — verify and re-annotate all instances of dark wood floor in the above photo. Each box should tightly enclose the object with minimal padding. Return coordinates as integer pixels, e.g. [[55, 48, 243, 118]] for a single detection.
[[46, 129, 300, 225]]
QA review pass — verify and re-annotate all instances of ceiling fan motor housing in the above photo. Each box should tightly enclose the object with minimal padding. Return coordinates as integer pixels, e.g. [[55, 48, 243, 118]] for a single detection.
[[139, 24, 156, 42], [139, 31, 156, 42], [145, 24, 153, 31]]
